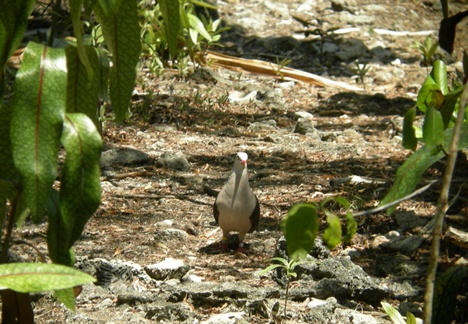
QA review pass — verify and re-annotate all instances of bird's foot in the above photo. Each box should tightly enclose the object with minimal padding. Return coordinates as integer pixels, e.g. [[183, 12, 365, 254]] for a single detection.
[[234, 245, 248, 255], [211, 242, 230, 253]]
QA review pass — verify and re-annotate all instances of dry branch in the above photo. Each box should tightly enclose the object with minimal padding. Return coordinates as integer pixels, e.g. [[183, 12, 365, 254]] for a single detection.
[[202, 50, 363, 92]]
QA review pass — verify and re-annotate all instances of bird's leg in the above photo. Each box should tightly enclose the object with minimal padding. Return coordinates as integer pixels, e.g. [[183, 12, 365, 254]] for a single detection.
[[219, 236, 229, 252], [235, 242, 248, 254], [211, 233, 230, 253]]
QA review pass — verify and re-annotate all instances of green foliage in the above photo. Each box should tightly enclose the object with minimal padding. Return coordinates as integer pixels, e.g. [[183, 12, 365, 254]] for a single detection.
[[381, 123, 468, 214], [432, 265, 468, 324], [413, 36, 439, 66], [273, 57, 292, 81], [382, 60, 467, 214], [139, 0, 227, 72], [263, 198, 355, 317], [259, 257, 304, 279], [0, 0, 141, 318], [94, 0, 141, 122], [0, 263, 96, 294], [381, 302, 417, 324], [352, 60, 370, 92], [282, 203, 319, 260], [260, 257, 306, 316], [283, 199, 357, 258]]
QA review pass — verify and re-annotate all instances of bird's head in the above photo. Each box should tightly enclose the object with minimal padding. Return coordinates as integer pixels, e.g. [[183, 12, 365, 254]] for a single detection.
[[234, 152, 248, 171], [231, 152, 249, 207]]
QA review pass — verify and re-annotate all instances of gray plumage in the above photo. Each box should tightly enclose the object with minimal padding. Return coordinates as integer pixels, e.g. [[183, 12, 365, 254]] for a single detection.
[[213, 152, 260, 253]]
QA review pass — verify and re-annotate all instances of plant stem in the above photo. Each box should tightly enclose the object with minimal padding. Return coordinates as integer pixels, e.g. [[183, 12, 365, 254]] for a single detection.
[[284, 277, 290, 317], [1, 190, 19, 264], [48, 0, 63, 47], [422, 82, 468, 323]]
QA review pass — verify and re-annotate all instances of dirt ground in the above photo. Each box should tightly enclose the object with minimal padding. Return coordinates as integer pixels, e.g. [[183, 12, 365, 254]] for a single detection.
[[8, 0, 468, 323]]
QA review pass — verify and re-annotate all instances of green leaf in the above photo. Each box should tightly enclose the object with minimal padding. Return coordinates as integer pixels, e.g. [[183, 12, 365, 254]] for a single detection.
[[0, 0, 36, 96], [188, 13, 212, 42], [259, 264, 284, 276], [422, 105, 444, 147], [0, 263, 95, 293], [0, 103, 18, 183], [55, 288, 76, 310], [439, 86, 463, 128], [10, 42, 67, 222], [69, 0, 93, 79], [96, 0, 122, 16], [323, 213, 342, 249], [65, 45, 100, 127], [432, 265, 468, 324], [159, 0, 181, 60], [332, 196, 351, 209], [402, 107, 417, 150], [190, 0, 217, 10], [13, 192, 30, 228], [381, 302, 406, 324], [282, 203, 319, 260], [406, 312, 417, 324], [48, 113, 102, 265], [189, 28, 199, 46], [47, 190, 74, 265], [269, 257, 291, 267], [427, 89, 445, 109], [95, 48, 110, 103], [342, 212, 357, 243], [431, 60, 449, 95], [417, 79, 437, 113], [381, 124, 468, 214], [94, 0, 141, 122], [416, 61, 448, 113]]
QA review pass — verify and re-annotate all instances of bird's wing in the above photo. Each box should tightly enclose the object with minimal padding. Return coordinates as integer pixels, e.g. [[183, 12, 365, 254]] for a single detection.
[[213, 196, 220, 224], [248, 195, 260, 233]]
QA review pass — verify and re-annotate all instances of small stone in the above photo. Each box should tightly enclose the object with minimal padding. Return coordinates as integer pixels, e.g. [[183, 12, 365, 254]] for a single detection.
[[155, 228, 188, 242], [380, 235, 424, 253], [144, 258, 190, 280], [97, 298, 114, 309], [153, 124, 177, 132], [322, 42, 339, 53], [101, 148, 150, 168], [202, 312, 247, 324], [181, 273, 203, 283], [336, 39, 367, 61], [229, 90, 257, 104], [247, 120, 278, 133], [294, 111, 314, 119], [155, 219, 174, 227], [294, 118, 316, 135], [395, 211, 427, 231], [157, 151, 191, 171]]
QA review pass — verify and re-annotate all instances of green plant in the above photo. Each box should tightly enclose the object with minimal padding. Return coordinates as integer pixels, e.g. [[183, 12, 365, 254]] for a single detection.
[[139, 0, 227, 72], [0, 0, 140, 319], [273, 57, 292, 81], [432, 265, 468, 324], [261, 198, 356, 317], [352, 60, 370, 93], [413, 36, 439, 66], [381, 302, 417, 324], [380, 54, 468, 323], [260, 257, 306, 317], [381, 60, 467, 212]]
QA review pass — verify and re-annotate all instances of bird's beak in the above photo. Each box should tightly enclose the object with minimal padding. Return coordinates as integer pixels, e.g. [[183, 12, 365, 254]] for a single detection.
[[231, 171, 242, 208]]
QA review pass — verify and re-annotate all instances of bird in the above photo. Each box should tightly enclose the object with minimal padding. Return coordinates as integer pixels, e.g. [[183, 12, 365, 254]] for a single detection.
[[213, 152, 260, 254]]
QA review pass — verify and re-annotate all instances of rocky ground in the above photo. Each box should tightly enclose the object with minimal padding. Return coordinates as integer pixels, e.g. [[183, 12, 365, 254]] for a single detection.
[[8, 0, 468, 323]]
